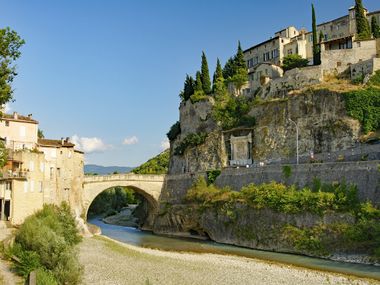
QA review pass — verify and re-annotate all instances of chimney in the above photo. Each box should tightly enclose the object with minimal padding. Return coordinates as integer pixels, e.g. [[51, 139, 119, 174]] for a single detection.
[[61, 137, 64, 145], [28, 114, 32, 119], [65, 137, 69, 143], [13, 112, 18, 119]]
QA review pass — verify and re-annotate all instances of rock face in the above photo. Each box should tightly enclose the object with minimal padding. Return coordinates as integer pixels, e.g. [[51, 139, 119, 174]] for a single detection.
[[169, 89, 360, 174]]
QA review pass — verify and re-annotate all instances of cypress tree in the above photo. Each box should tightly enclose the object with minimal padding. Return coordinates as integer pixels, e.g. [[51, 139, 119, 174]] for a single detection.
[[212, 58, 224, 93], [223, 57, 235, 80], [371, 16, 380, 38], [312, 4, 321, 65], [355, 0, 371, 40], [195, 71, 203, 92], [213, 58, 223, 85], [200, 51, 211, 94], [183, 75, 195, 101], [234, 41, 246, 70]]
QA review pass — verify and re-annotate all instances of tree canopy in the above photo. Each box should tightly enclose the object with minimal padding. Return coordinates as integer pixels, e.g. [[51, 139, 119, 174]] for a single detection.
[[201, 52, 211, 94], [371, 16, 380, 38], [282, 54, 309, 71], [0, 27, 25, 110], [355, 0, 371, 40]]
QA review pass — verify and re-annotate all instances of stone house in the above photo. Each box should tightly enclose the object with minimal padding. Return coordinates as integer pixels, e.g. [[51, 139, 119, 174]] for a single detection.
[[0, 112, 84, 225], [243, 5, 380, 95]]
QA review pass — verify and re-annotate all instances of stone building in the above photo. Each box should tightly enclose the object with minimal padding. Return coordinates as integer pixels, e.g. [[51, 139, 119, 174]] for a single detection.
[[0, 112, 84, 225], [243, 5, 380, 95]]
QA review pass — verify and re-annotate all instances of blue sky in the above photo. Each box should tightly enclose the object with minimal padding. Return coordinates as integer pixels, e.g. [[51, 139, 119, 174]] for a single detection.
[[1, 0, 378, 166]]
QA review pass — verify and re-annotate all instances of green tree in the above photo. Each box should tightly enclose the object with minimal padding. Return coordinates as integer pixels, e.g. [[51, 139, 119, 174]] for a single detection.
[[38, 129, 44, 139], [200, 51, 211, 94], [371, 16, 380, 38], [212, 58, 224, 94], [282, 54, 309, 71], [312, 4, 321, 65], [222, 57, 235, 80], [230, 67, 248, 96], [179, 74, 195, 101], [355, 0, 371, 40], [194, 71, 203, 92], [235, 41, 246, 70], [0, 140, 8, 168], [0, 27, 25, 107]]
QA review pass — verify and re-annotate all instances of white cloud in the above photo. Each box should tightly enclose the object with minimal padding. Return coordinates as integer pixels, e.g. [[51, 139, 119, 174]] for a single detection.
[[160, 138, 170, 150], [70, 135, 109, 153], [123, 136, 138, 145], [3, 103, 11, 114]]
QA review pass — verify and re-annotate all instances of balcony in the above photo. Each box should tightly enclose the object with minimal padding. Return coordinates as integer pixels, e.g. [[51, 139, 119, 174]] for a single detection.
[[1, 170, 28, 180]]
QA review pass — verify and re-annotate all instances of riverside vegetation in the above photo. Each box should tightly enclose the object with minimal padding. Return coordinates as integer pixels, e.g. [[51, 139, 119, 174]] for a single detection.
[[1, 203, 82, 285], [185, 177, 380, 262]]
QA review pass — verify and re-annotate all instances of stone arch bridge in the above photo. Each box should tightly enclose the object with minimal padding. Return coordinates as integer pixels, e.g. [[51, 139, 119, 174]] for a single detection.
[[82, 174, 166, 227]]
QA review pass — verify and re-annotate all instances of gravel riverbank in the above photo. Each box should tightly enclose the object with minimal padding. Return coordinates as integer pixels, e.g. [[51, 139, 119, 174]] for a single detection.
[[78, 236, 379, 285]]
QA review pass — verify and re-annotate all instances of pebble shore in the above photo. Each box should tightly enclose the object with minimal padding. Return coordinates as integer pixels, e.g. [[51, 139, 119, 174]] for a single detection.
[[78, 236, 379, 285]]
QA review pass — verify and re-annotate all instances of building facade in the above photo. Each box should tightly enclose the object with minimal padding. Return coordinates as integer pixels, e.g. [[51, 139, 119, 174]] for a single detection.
[[0, 112, 84, 225], [243, 5, 380, 95]]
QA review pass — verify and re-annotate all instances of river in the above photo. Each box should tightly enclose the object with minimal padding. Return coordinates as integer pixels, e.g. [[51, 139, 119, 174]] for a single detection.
[[88, 218, 380, 281]]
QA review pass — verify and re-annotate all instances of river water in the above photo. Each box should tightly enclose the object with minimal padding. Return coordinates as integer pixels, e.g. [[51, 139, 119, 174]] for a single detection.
[[89, 218, 380, 281]]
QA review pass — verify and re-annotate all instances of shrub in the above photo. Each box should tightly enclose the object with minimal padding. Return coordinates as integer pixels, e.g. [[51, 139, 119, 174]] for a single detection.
[[36, 268, 58, 285], [212, 93, 255, 130], [342, 87, 380, 133], [282, 54, 309, 71], [167, 121, 181, 141], [174, 133, 208, 156], [206, 170, 221, 185], [282, 165, 292, 178], [10, 203, 83, 284]]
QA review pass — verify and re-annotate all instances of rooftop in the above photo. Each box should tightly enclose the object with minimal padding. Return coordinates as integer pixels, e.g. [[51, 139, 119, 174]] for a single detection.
[[2, 113, 38, 124], [38, 138, 75, 148]]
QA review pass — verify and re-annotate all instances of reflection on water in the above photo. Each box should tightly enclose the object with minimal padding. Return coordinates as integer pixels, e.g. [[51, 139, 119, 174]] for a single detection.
[[89, 218, 380, 280]]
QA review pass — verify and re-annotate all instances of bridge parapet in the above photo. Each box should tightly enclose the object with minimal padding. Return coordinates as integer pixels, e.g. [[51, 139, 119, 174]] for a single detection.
[[84, 174, 166, 183]]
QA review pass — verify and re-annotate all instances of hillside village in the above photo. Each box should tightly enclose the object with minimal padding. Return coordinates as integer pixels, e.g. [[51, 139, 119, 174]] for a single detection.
[[168, 3, 380, 174]]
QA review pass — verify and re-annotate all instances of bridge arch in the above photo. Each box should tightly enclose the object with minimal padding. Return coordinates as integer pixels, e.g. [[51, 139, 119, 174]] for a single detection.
[[82, 174, 165, 229]]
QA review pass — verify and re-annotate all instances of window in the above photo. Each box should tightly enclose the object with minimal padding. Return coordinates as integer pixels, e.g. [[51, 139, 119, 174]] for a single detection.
[[357, 42, 361, 48], [50, 167, 54, 179], [5, 182, 11, 191], [57, 168, 61, 177], [30, 181, 34, 192], [324, 34, 328, 41], [39, 181, 43, 193], [5, 121, 9, 127], [288, 49, 293, 55]]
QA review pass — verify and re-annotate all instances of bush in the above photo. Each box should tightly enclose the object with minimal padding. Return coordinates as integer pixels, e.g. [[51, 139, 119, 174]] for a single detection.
[[36, 268, 58, 285], [174, 133, 208, 156], [206, 170, 221, 185], [167, 121, 181, 141], [212, 93, 256, 130], [342, 87, 380, 133], [282, 54, 309, 71], [282, 165, 292, 178], [9, 203, 83, 284]]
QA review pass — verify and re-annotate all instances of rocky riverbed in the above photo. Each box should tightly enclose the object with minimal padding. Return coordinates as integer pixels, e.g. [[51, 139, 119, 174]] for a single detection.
[[78, 236, 379, 285]]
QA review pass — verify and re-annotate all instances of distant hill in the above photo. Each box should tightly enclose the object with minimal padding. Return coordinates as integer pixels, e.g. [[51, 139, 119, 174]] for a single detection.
[[84, 164, 135, 175], [132, 149, 169, 174]]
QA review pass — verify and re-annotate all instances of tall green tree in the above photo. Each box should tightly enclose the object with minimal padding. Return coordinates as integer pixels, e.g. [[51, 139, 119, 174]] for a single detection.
[[371, 16, 380, 38], [200, 51, 211, 94], [312, 4, 321, 65], [212, 58, 226, 95], [195, 71, 203, 92], [0, 27, 25, 111], [235, 41, 246, 69], [179, 74, 195, 101], [222, 57, 235, 80], [355, 0, 371, 40], [212, 59, 223, 89]]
